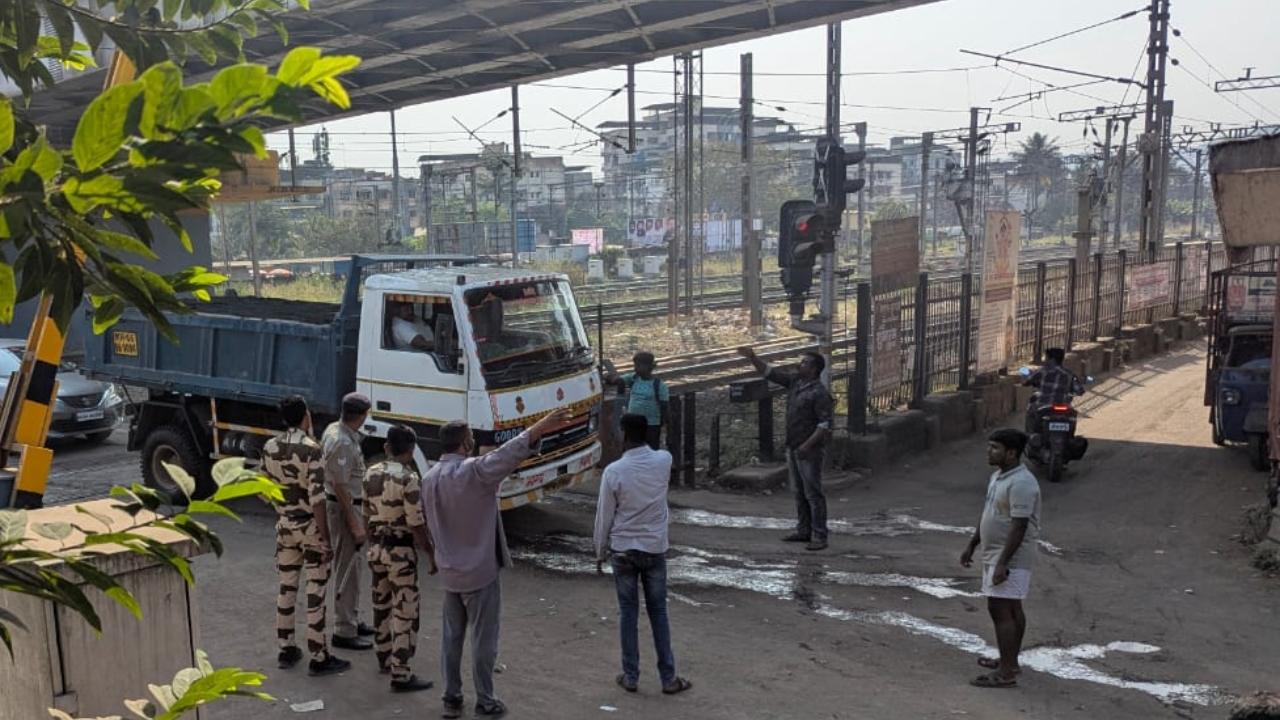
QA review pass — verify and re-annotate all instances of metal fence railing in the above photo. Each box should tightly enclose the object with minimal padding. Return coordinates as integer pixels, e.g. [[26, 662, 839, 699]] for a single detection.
[[855, 241, 1237, 421]]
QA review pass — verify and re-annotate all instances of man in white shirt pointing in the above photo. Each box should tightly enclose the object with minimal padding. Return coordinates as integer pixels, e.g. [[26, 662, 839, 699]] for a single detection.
[[593, 413, 692, 697]]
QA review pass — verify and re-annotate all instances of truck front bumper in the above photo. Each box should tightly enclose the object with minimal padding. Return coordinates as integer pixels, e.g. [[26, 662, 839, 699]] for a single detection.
[[498, 441, 602, 511]]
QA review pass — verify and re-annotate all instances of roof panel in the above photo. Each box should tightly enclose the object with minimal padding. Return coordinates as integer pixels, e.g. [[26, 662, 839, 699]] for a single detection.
[[23, 0, 942, 135]]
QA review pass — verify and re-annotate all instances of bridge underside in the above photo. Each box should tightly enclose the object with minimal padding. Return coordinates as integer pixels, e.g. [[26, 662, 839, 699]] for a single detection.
[[29, 0, 937, 136]]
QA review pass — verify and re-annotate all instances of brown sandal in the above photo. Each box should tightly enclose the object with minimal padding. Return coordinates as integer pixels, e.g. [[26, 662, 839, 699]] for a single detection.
[[977, 657, 1021, 674], [970, 671, 1017, 688]]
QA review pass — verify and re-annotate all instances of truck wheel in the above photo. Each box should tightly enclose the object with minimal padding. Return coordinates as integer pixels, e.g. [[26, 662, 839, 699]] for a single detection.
[[1248, 433, 1270, 472], [140, 425, 211, 501], [1210, 408, 1225, 446]]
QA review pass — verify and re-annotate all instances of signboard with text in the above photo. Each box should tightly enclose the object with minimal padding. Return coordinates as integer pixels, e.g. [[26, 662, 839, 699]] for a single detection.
[[571, 227, 604, 253], [976, 211, 1022, 373], [872, 296, 903, 396], [871, 216, 920, 294], [1126, 263, 1172, 311]]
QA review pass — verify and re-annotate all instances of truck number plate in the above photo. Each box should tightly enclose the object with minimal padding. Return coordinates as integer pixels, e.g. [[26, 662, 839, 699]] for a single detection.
[[76, 410, 105, 422], [112, 331, 139, 357], [1047, 422, 1071, 432]]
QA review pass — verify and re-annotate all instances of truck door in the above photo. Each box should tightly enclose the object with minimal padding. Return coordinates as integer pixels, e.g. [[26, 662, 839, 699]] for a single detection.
[[367, 293, 467, 459]]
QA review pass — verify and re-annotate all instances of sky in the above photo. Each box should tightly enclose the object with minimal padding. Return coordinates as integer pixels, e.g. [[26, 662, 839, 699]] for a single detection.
[[263, 0, 1280, 178]]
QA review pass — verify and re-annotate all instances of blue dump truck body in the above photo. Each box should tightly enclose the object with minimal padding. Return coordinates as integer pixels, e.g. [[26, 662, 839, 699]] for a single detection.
[[84, 297, 354, 416]]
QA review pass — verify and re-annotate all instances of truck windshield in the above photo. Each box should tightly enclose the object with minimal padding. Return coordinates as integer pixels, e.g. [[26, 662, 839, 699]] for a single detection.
[[466, 280, 592, 389], [1227, 334, 1272, 368]]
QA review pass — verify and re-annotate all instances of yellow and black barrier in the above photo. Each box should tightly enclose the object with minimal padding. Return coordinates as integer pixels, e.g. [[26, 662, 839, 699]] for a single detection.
[[3, 302, 64, 509]]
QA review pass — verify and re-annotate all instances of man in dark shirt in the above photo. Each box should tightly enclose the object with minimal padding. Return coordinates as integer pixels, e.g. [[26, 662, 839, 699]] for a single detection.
[[737, 347, 835, 551], [1024, 347, 1084, 434]]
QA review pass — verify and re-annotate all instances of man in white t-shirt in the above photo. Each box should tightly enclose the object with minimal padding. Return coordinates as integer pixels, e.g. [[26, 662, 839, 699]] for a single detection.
[[961, 428, 1041, 690], [391, 302, 433, 352]]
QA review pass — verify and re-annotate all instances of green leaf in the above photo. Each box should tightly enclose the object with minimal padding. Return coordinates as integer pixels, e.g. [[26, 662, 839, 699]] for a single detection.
[[106, 586, 142, 619], [209, 64, 267, 118], [77, 15, 104, 51], [210, 457, 247, 487], [0, 98, 13, 154], [170, 86, 217, 130], [0, 264, 14, 324], [63, 174, 136, 215], [31, 522, 73, 542], [277, 46, 320, 85], [309, 77, 351, 110], [91, 296, 126, 334], [73, 81, 144, 172], [184, 500, 240, 521], [124, 697, 155, 719], [75, 504, 116, 530], [296, 55, 361, 87], [237, 126, 267, 157], [97, 230, 159, 261], [210, 478, 283, 505], [44, 1, 77, 58], [161, 461, 196, 499], [139, 62, 182, 137], [13, 136, 64, 182], [149, 682, 177, 710], [0, 510, 28, 543]]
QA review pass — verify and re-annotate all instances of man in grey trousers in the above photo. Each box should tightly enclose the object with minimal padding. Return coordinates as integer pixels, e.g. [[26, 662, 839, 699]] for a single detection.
[[420, 409, 571, 718], [737, 347, 834, 551]]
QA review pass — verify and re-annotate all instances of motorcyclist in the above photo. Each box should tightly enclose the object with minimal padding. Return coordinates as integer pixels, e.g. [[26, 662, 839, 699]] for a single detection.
[[1023, 347, 1084, 435]]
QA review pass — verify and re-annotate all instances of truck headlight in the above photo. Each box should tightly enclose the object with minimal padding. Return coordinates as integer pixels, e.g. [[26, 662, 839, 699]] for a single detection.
[[588, 406, 600, 433], [1221, 388, 1242, 406]]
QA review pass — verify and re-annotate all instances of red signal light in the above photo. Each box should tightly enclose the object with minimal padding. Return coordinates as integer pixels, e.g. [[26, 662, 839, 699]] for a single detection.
[[797, 220, 809, 234], [1051, 404, 1070, 413]]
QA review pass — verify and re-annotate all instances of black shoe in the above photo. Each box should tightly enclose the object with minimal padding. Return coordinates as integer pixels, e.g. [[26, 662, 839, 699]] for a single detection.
[[357, 621, 375, 637], [277, 646, 302, 669], [390, 674, 434, 693], [308, 654, 352, 677], [332, 634, 373, 651], [782, 532, 811, 543], [805, 538, 829, 551], [442, 697, 464, 719], [476, 700, 507, 717]]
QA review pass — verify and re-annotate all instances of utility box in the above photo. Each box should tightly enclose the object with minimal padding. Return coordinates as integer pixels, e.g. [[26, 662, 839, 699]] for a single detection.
[[617, 257, 635, 279], [586, 259, 605, 283], [0, 500, 206, 720], [643, 256, 664, 277], [729, 378, 771, 403]]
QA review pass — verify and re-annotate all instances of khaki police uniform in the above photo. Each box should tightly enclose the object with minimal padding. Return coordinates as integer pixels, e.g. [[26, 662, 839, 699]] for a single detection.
[[261, 427, 333, 662], [322, 420, 367, 639], [363, 460, 426, 681]]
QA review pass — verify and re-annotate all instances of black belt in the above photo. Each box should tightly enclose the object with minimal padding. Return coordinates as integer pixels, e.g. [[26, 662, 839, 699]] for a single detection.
[[374, 535, 415, 548]]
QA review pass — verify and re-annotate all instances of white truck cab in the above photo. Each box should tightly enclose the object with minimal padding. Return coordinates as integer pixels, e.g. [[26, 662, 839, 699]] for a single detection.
[[356, 267, 603, 509]]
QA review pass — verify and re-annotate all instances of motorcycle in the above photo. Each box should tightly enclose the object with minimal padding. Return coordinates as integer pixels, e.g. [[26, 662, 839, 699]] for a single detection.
[[1020, 367, 1092, 483]]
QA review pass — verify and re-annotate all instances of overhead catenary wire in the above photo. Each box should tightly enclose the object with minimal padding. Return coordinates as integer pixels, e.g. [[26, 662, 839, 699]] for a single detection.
[[1171, 27, 1280, 122], [1000, 6, 1145, 57]]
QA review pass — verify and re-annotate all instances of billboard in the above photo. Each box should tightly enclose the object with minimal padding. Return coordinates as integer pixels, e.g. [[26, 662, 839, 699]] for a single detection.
[[628, 218, 674, 248], [871, 216, 920, 294], [1125, 263, 1171, 311]]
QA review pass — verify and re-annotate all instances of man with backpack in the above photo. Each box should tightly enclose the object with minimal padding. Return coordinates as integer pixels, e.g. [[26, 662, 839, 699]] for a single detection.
[[603, 351, 670, 450]]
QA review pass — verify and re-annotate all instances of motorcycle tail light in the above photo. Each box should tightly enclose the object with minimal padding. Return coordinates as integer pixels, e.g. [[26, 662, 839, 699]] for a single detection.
[[1051, 404, 1070, 413]]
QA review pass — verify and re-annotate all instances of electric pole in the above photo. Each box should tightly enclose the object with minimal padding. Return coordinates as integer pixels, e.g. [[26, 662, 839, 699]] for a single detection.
[[1113, 116, 1132, 249], [741, 52, 762, 329], [819, 21, 840, 387], [1139, 0, 1171, 258], [919, 132, 932, 255], [511, 85, 522, 265], [964, 106, 980, 274], [855, 122, 867, 264], [390, 110, 403, 240]]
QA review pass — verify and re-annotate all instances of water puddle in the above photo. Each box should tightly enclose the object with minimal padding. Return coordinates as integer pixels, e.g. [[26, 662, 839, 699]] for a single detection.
[[515, 533, 1222, 707], [816, 606, 1223, 706]]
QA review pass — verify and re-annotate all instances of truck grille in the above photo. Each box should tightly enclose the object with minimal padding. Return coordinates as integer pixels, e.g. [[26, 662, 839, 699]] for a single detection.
[[539, 421, 591, 456], [62, 393, 103, 409]]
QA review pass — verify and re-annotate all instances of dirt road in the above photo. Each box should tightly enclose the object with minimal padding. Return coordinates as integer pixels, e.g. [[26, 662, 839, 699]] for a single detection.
[[78, 345, 1276, 719]]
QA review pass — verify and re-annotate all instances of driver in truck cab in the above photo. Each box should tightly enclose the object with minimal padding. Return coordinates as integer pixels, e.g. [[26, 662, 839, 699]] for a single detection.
[[1023, 347, 1085, 434], [391, 300, 435, 352]]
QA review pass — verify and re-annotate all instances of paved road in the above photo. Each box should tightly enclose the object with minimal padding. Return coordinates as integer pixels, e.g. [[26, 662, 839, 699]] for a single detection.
[[54, 346, 1278, 719], [43, 428, 135, 505]]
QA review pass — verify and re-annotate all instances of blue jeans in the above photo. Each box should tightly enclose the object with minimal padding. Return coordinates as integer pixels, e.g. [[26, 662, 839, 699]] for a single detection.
[[787, 449, 827, 540], [611, 551, 677, 686]]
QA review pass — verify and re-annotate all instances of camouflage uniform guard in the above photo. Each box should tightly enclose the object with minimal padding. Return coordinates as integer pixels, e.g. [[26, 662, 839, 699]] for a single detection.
[[364, 424, 437, 692], [261, 398, 350, 676]]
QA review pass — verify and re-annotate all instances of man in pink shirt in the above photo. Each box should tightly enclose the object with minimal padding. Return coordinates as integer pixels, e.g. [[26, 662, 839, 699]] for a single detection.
[[421, 409, 570, 718]]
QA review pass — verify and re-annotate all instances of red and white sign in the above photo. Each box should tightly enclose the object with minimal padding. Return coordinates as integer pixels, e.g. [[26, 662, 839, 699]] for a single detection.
[[571, 227, 604, 253], [1126, 263, 1171, 311]]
